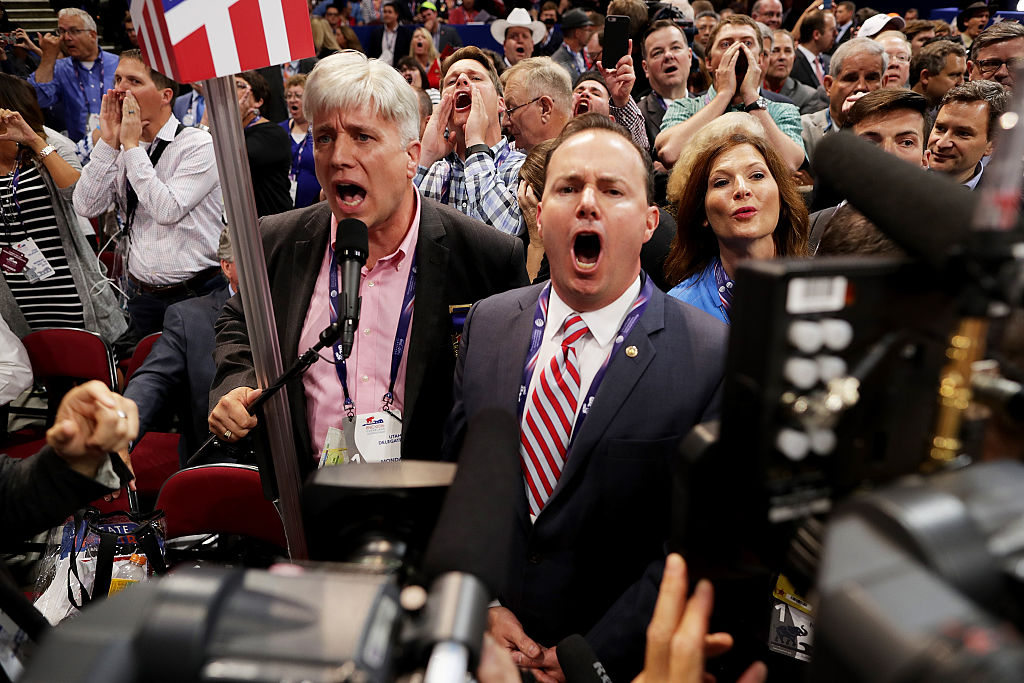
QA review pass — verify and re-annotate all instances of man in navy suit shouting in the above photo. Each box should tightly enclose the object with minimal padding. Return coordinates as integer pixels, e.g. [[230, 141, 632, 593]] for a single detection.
[[445, 113, 729, 683]]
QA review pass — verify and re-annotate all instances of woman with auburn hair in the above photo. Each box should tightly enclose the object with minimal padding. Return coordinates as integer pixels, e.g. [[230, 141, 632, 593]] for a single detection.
[[664, 113, 809, 324], [410, 26, 442, 88]]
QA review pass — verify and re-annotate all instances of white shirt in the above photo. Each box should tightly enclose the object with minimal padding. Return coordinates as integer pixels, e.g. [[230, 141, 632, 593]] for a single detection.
[[381, 26, 398, 65], [797, 44, 825, 85], [73, 114, 223, 285], [0, 316, 32, 405], [525, 276, 642, 426]]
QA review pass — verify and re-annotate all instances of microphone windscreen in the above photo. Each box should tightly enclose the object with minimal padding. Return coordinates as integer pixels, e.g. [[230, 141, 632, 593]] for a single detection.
[[422, 409, 522, 597], [336, 218, 369, 258], [556, 634, 611, 683], [812, 132, 976, 270]]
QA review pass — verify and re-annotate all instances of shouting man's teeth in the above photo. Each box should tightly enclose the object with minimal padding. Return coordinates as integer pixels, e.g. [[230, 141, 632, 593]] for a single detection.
[[574, 233, 600, 269], [337, 183, 366, 207]]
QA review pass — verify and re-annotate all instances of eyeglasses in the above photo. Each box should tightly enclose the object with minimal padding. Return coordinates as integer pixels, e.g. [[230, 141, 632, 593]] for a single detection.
[[56, 27, 89, 37], [504, 95, 542, 119], [976, 57, 1024, 74], [887, 53, 911, 64]]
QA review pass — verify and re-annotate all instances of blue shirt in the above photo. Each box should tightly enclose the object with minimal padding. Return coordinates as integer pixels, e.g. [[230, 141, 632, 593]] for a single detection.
[[667, 258, 730, 324], [30, 50, 119, 144]]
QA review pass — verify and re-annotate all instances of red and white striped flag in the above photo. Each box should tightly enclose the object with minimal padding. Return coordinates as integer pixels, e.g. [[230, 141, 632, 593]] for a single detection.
[[129, 0, 314, 83]]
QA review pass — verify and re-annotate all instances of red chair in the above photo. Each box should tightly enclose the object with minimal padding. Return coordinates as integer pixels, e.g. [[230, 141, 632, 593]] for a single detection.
[[3, 329, 117, 458], [129, 432, 181, 502], [120, 332, 161, 385], [155, 464, 288, 564]]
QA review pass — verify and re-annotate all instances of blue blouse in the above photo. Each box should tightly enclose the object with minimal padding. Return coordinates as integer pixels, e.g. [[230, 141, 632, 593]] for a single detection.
[[279, 119, 321, 209], [667, 257, 731, 325]]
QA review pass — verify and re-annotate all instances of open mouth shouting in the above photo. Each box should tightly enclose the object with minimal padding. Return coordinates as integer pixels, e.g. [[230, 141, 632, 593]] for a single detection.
[[454, 90, 473, 111], [573, 98, 590, 116], [573, 232, 601, 271], [335, 181, 367, 209], [663, 63, 678, 75], [515, 45, 526, 56]]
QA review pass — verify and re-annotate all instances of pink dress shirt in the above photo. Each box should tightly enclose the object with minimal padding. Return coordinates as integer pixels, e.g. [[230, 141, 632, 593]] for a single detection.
[[298, 194, 421, 457]]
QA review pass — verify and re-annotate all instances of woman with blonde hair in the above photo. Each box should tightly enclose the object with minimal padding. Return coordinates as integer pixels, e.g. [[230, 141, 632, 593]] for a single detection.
[[664, 113, 809, 323], [410, 26, 442, 88]]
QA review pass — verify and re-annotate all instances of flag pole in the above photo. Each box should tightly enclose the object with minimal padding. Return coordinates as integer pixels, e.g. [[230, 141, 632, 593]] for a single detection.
[[203, 75, 308, 560]]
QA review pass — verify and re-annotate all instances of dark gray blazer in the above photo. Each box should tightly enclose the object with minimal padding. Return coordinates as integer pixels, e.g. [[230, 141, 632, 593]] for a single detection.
[[211, 198, 528, 477], [444, 280, 728, 681]]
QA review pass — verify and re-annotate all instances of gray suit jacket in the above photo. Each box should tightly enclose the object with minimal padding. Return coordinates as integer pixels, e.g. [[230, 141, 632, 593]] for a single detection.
[[211, 198, 528, 476], [444, 280, 728, 681], [552, 44, 584, 82], [780, 77, 829, 116], [801, 107, 833, 167]]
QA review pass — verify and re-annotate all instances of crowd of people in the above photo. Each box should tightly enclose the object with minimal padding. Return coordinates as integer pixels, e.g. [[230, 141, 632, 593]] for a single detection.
[[1, 0, 1022, 679]]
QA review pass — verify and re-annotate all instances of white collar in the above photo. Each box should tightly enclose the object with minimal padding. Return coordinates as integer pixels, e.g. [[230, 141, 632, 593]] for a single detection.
[[547, 275, 642, 347], [154, 113, 180, 142], [797, 44, 819, 63]]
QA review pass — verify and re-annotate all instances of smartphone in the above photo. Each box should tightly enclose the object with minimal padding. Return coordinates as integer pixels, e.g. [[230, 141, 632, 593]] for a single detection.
[[820, 0, 832, 8], [601, 15, 630, 68], [735, 47, 748, 85]]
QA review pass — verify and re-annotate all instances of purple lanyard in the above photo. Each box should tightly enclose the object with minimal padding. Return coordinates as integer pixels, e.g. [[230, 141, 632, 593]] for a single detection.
[[74, 58, 103, 119], [328, 246, 417, 420], [244, 116, 263, 129], [1, 160, 22, 224], [517, 274, 653, 447]]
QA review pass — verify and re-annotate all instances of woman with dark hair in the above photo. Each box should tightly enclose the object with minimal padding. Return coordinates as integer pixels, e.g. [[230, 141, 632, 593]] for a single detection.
[[235, 70, 292, 217], [397, 55, 440, 106], [0, 75, 125, 342], [664, 114, 809, 324]]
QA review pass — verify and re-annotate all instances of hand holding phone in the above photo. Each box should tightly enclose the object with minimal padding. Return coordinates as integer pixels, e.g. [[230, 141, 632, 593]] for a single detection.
[[601, 15, 630, 69]]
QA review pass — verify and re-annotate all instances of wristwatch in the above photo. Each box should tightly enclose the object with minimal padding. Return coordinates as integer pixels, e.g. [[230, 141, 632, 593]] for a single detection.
[[36, 144, 57, 160], [744, 96, 769, 113]]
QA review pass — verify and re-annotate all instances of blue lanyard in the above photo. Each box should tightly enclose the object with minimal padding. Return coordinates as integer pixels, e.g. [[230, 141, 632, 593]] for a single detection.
[[1, 160, 22, 222], [244, 116, 263, 129], [289, 121, 310, 181], [517, 274, 653, 447], [187, 93, 204, 125], [328, 246, 417, 420]]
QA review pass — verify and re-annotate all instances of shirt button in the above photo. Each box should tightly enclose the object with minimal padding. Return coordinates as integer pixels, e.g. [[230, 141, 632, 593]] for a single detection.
[[361, 375, 369, 383], [528, 552, 542, 565], [363, 328, 371, 335], [367, 281, 375, 287]]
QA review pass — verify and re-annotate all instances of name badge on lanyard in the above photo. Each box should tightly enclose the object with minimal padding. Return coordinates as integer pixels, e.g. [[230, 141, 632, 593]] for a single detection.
[[318, 248, 417, 467]]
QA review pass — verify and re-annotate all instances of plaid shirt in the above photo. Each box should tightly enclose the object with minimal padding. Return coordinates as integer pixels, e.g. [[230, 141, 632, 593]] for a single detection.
[[610, 98, 650, 150], [414, 137, 525, 236]]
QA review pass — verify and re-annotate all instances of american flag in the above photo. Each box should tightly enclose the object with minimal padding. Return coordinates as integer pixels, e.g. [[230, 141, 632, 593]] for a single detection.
[[129, 0, 314, 83]]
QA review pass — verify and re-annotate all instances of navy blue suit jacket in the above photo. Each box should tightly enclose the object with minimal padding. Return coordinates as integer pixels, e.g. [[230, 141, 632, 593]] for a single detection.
[[444, 279, 728, 681], [124, 285, 230, 465]]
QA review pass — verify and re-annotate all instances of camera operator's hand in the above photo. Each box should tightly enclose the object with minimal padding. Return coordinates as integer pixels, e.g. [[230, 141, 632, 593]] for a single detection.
[[46, 381, 139, 480], [737, 43, 763, 106], [633, 554, 767, 683]]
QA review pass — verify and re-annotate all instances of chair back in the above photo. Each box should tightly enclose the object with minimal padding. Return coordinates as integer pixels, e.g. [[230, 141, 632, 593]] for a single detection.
[[122, 332, 162, 383], [155, 464, 287, 549], [20, 328, 117, 425]]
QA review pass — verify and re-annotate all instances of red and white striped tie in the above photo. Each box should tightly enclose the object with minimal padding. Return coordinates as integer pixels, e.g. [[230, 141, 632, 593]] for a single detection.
[[520, 313, 589, 517]]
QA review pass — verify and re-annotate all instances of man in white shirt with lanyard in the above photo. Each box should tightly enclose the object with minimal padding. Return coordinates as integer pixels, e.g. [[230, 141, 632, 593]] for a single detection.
[[444, 113, 728, 682], [73, 50, 223, 348]]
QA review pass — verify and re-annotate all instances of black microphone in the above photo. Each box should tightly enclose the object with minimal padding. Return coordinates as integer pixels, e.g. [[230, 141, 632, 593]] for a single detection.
[[419, 410, 523, 682], [811, 132, 977, 271], [336, 218, 369, 360], [556, 634, 613, 683]]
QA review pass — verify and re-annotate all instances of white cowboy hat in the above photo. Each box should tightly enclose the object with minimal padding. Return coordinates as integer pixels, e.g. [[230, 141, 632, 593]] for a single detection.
[[491, 7, 547, 45]]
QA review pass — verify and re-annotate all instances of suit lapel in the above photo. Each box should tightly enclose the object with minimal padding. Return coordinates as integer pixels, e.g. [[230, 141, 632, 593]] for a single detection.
[[403, 200, 449, 438], [544, 289, 666, 509]]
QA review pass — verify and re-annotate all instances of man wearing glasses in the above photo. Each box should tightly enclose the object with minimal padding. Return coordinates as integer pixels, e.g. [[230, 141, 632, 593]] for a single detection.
[[968, 21, 1024, 91], [29, 8, 118, 163], [500, 57, 572, 153]]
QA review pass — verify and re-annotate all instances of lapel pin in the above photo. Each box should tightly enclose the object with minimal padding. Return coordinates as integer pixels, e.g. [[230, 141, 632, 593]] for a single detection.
[[625, 345, 638, 358]]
